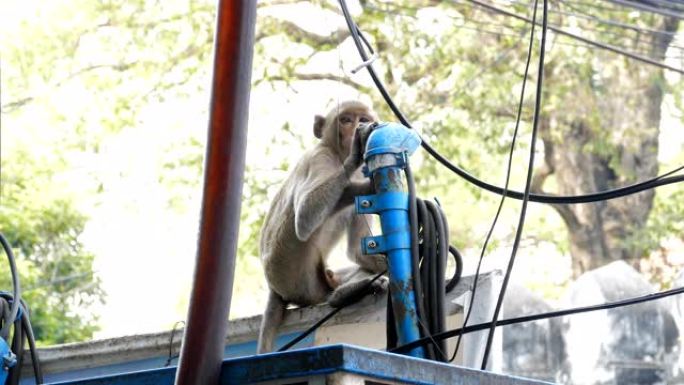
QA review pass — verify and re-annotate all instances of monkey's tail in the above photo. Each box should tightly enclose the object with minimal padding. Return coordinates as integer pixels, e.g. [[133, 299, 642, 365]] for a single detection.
[[257, 290, 286, 354]]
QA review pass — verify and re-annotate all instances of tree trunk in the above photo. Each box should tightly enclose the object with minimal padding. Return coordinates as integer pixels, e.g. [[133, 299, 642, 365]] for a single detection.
[[536, 15, 679, 276]]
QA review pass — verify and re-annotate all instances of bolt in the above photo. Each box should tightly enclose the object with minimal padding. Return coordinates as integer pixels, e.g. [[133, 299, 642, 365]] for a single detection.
[[367, 240, 377, 249], [2, 352, 16, 370], [360, 200, 372, 208]]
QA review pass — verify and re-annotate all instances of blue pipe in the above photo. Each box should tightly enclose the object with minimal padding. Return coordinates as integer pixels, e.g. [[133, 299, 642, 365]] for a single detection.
[[356, 122, 423, 358]]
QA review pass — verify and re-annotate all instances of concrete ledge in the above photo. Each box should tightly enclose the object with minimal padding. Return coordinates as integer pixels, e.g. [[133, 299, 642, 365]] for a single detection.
[[21, 272, 499, 383]]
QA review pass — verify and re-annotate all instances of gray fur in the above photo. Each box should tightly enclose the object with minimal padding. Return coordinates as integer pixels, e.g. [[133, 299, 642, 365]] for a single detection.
[[257, 101, 387, 354]]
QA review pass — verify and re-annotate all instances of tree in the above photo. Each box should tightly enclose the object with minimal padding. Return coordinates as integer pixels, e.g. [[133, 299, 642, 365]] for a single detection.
[[532, 2, 680, 275], [1, 0, 217, 340], [0, 152, 104, 344]]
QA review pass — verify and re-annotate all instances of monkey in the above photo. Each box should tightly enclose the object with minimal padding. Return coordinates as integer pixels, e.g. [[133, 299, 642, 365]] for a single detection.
[[257, 100, 388, 354]]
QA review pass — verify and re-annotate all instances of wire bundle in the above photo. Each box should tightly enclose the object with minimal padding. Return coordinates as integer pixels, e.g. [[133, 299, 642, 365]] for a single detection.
[[384, 164, 463, 362], [338, 0, 684, 364], [0, 233, 43, 384], [0, 294, 42, 385]]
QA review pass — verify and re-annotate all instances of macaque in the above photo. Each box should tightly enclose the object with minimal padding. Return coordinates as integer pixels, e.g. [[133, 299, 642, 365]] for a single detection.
[[257, 100, 388, 354]]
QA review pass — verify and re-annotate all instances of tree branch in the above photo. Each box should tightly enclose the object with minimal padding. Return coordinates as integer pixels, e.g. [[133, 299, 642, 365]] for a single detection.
[[1, 97, 34, 113], [534, 115, 580, 229], [1, 63, 136, 113], [262, 72, 370, 91], [256, 16, 350, 46]]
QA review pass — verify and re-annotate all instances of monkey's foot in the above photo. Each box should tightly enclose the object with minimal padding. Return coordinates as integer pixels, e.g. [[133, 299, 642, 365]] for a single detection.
[[328, 276, 388, 308]]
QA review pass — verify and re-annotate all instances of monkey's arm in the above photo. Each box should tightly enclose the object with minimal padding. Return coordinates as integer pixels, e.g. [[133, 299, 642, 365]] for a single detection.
[[294, 126, 372, 241], [293, 153, 351, 241], [346, 214, 387, 273], [334, 179, 373, 210]]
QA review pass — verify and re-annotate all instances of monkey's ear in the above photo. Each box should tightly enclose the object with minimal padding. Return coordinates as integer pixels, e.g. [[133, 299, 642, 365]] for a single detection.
[[313, 115, 326, 139]]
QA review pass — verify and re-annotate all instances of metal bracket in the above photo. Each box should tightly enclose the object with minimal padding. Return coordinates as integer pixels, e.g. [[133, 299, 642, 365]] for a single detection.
[[361, 231, 411, 255], [0, 337, 16, 383], [363, 153, 409, 177], [356, 192, 409, 214]]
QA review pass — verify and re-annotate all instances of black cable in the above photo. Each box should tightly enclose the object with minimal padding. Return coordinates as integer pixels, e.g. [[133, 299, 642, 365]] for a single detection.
[[338, 0, 684, 205], [277, 270, 387, 352], [445, 246, 463, 293], [426, 201, 447, 353], [338, 0, 684, 364], [391, 285, 684, 354], [0, 296, 42, 384], [0, 233, 20, 339], [421, 199, 443, 360], [21, 309, 42, 384], [499, 0, 681, 37], [374, 1, 684, 52], [463, 0, 684, 74], [405, 164, 428, 354], [405, 165, 462, 362], [449, 0, 540, 363], [7, 316, 24, 385], [164, 321, 185, 367], [0, 233, 42, 384], [480, 0, 548, 370], [604, 0, 684, 19]]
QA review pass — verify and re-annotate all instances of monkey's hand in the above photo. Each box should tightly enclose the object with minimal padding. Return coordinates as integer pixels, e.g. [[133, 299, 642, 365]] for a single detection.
[[343, 122, 377, 177]]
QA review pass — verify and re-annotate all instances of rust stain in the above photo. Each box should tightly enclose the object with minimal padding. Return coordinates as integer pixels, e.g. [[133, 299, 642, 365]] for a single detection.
[[387, 168, 404, 190], [389, 280, 417, 322]]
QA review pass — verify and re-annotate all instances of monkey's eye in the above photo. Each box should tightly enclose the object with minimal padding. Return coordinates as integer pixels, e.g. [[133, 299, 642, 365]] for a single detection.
[[339, 115, 353, 124], [359, 116, 371, 123]]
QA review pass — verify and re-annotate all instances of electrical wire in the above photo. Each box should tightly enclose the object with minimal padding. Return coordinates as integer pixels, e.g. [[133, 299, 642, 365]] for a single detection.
[[369, 0, 684, 58], [164, 321, 185, 367], [339, 0, 684, 205], [496, 0, 681, 37], [390, 284, 684, 354], [400, 163, 462, 362], [337, 0, 684, 367], [19, 304, 42, 384], [603, 0, 684, 19], [448, 0, 540, 363], [480, 0, 548, 369], [462, 0, 684, 73], [0, 233, 20, 340], [560, 0, 635, 13], [277, 270, 387, 352]]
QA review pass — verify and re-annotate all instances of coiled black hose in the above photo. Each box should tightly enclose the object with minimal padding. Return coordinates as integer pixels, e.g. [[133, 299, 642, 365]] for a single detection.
[[386, 164, 463, 362]]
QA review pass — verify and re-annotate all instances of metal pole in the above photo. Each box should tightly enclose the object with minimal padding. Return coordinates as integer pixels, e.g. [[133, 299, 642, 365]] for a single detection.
[[174, 1, 256, 384]]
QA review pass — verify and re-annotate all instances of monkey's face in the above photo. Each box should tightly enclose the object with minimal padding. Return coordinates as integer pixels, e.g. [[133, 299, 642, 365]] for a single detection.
[[336, 108, 375, 155]]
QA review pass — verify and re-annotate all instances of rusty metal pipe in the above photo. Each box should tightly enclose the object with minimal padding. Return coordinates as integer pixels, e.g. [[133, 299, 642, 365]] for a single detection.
[[174, 1, 256, 384]]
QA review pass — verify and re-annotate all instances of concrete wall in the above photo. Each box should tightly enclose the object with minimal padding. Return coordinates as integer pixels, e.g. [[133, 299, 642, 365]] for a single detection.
[[19, 271, 503, 384]]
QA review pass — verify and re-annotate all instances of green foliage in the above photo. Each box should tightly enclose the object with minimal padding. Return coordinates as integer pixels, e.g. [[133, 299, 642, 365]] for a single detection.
[[0, 152, 104, 345], [2, 0, 219, 341]]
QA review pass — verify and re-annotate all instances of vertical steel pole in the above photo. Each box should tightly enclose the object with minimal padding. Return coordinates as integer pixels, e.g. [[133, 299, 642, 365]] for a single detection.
[[174, 1, 256, 384]]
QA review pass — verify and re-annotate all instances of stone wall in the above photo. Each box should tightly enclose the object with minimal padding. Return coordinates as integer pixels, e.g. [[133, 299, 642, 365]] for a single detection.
[[502, 261, 682, 385]]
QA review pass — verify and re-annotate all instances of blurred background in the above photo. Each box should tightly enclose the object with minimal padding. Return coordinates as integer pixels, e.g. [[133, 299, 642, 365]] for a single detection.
[[0, 0, 682, 360]]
